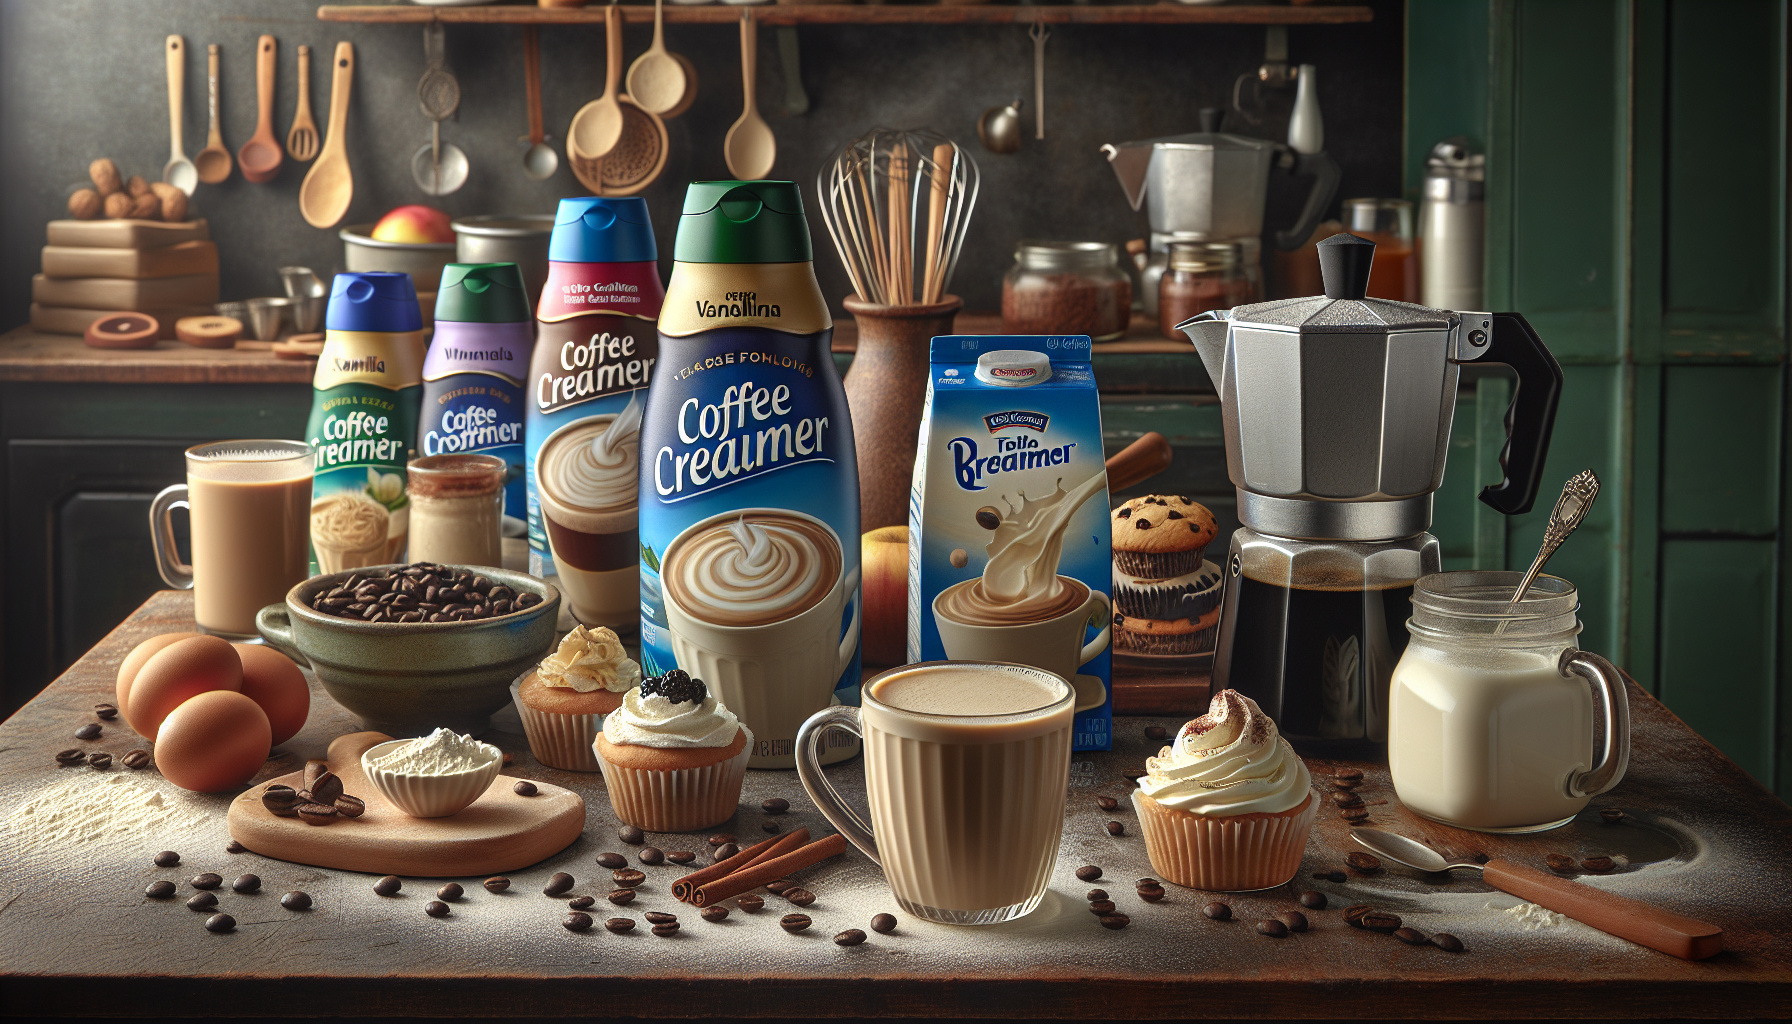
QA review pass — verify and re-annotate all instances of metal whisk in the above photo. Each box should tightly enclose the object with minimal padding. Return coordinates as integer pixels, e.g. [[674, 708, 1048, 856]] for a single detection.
[[818, 128, 979, 307]]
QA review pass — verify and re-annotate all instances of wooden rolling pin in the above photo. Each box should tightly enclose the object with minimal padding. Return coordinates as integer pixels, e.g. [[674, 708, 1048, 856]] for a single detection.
[[1105, 431, 1173, 493]]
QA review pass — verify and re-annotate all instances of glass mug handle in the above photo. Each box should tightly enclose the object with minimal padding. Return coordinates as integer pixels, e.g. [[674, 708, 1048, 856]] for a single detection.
[[1559, 648, 1631, 799], [794, 705, 879, 866], [148, 484, 193, 590]]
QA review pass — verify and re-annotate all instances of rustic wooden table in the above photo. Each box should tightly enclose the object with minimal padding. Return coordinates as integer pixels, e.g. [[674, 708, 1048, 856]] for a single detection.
[[3, 593, 1788, 1018]]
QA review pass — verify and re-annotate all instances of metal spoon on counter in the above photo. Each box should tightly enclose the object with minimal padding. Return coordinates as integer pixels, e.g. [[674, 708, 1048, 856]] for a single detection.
[[1350, 829, 1723, 960]]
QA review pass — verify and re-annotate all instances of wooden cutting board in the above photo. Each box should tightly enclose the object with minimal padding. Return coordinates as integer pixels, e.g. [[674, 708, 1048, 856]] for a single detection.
[[228, 731, 586, 878], [32, 273, 220, 310], [45, 218, 211, 248], [30, 303, 214, 339], [41, 240, 218, 280]]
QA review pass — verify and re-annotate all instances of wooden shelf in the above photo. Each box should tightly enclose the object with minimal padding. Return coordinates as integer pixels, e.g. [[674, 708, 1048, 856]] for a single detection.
[[318, 4, 1373, 27]]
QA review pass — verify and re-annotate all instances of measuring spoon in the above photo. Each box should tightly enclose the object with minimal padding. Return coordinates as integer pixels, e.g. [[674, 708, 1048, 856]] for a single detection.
[[162, 36, 198, 195], [1351, 829, 1724, 960], [194, 44, 233, 184], [238, 35, 283, 183]]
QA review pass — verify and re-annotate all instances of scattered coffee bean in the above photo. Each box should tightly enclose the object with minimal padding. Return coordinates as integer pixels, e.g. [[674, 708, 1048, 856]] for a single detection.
[[870, 913, 897, 934], [94, 702, 118, 720], [712, 843, 739, 862], [1331, 791, 1365, 808], [762, 820, 781, 833], [701, 905, 729, 923], [54, 749, 85, 766], [1581, 855, 1615, 872], [619, 825, 645, 844], [708, 833, 736, 847], [1086, 888, 1109, 902], [306, 770, 345, 806], [483, 877, 510, 893], [544, 872, 575, 896], [190, 872, 222, 890], [780, 913, 812, 933], [502, 752, 515, 766], [597, 853, 627, 869], [1203, 901, 1232, 922], [667, 850, 696, 865], [425, 900, 450, 918], [437, 883, 463, 902], [374, 875, 402, 896], [563, 912, 593, 932], [1104, 821, 1125, 837], [1299, 891, 1328, 910], [281, 891, 312, 911], [333, 794, 365, 818], [1075, 865, 1103, 882], [1343, 905, 1374, 928], [1256, 919, 1288, 938], [1600, 807, 1626, 823], [766, 880, 794, 894], [1095, 795, 1119, 811], [652, 922, 680, 937], [1432, 932, 1465, 953], [225, 840, 246, 854], [1312, 870, 1347, 883], [297, 804, 338, 825], [1099, 913, 1131, 930], [1278, 911, 1309, 932], [186, 892, 218, 912], [145, 880, 176, 899], [1340, 807, 1371, 823], [607, 889, 636, 905], [1144, 726, 1169, 742], [639, 847, 665, 866], [785, 887, 816, 907], [1361, 911, 1403, 933], [644, 911, 677, 924], [86, 752, 112, 769], [1136, 882, 1165, 903], [612, 869, 645, 888], [205, 912, 235, 933], [153, 850, 180, 867], [1394, 927, 1427, 945], [1345, 852, 1382, 875], [835, 928, 867, 946], [1332, 778, 1363, 791], [75, 723, 101, 740], [1545, 853, 1576, 873], [262, 786, 302, 817], [232, 874, 260, 894], [1335, 768, 1363, 782], [736, 895, 765, 912], [1121, 768, 1146, 782], [604, 917, 634, 933], [513, 780, 537, 797], [762, 797, 790, 814], [564, 895, 594, 911], [1088, 899, 1116, 915]]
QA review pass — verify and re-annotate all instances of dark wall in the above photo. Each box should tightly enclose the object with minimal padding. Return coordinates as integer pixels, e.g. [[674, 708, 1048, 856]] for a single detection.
[[0, 0, 1403, 323]]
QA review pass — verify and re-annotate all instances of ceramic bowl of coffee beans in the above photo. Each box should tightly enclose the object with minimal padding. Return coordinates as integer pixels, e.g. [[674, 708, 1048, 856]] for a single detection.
[[256, 563, 560, 737]]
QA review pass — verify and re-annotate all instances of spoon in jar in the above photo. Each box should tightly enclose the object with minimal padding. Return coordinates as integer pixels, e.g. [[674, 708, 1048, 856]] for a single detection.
[[1500, 469, 1599, 628]]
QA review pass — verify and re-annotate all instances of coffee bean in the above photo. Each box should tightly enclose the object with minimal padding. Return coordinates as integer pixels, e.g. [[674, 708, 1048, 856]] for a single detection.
[[781, 913, 812, 933], [1085, 888, 1109, 902], [75, 723, 101, 740], [785, 887, 816, 907], [604, 917, 634, 933], [1361, 912, 1402, 933], [834, 928, 868, 946], [563, 912, 594, 932], [619, 825, 645, 844], [1122, 768, 1146, 782], [1104, 821, 1125, 837], [191, 872, 222, 890], [1203, 901, 1232, 921], [501, 751, 514, 766], [262, 786, 302, 817], [1256, 919, 1288, 937], [1341, 807, 1371, 823], [1331, 791, 1364, 808], [596, 853, 627, 869], [1581, 855, 1615, 872], [1278, 911, 1309, 932], [701, 905, 729, 922], [1136, 882, 1165, 903], [437, 883, 463, 902], [639, 847, 665, 866], [280, 891, 312, 911], [484, 877, 510, 893], [232, 874, 260, 894], [713, 843, 739, 862], [307, 771, 344, 806], [1089, 899, 1117, 915], [1144, 726, 1169, 742], [1393, 926, 1428, 945], [1545, 853, 1576, 872], [374, 875, 402, 896], [976, 507, 1002, 530], [1096, 796, 1119, 811], [601, 888, 634, 906], [1335, 768, 1363, 782], [186, 892, 218, 912], [153, 850, 180, 867], [736, 895, 765, 912], [425, 901, 450, 918], [1432, 932, 1465, 953], [1343, 904, 1374, 927], [1600, 807, 1626, 823], [765, 879, 794, 894], [1312, 870, 1347, 883], [205, 912, 235, 933], [708, 833, 736, 847], [762, 797, 790, 814], [667, 851, 696, 865], [85, 751, 111, 769], [652, 922, 680, 937], [225, 840, 246, 854], [612, 869, 645, 888], [762, 820, 781, 833], [297, 804, 338, 825], [544, 872, 575, 896], [54, 749, 84, 766], [1075, 865, 1103, 882], [1332, 778, 1363, 791], [643, 911, 677, 925], [1345, 853, 1382, 874], [561, 895, 593, 911], [333, 794, 366, 819], [145, 880, 176, 899], [870, 913, 897, 934], [94, 702, 118, 720], [1099, 913, 1131, 930], [506, 779, 538, 797], [1299, 891, 1328, 910]]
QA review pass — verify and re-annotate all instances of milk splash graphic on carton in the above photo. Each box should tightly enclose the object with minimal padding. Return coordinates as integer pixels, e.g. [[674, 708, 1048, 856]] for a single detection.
[[910, 337, 1114, 750]]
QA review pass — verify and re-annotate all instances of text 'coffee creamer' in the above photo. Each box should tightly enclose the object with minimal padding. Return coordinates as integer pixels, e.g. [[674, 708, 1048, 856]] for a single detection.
[[640, 181, 862, 769], [910, 337, 1115, 750], [422, 262, 532, 530], [527, 198, 663, 630], [306, 272, 426, 575]]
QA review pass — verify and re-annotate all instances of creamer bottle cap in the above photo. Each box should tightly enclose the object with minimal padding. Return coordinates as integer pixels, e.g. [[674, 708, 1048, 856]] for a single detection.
[[975, 349, 1052, 387]]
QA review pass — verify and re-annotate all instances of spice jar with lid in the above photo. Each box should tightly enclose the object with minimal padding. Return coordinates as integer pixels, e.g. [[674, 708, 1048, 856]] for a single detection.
[[407, 453, 507, 568], [1159, 241, 1255, 341], [1001, 241, 1132, 341]]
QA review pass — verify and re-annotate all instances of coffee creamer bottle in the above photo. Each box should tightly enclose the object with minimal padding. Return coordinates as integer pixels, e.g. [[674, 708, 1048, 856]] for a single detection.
[[527, 197, 664, 630], [421, 263, 531, 532], [640, 180, 861, 769], [306, 271, 426, 575]]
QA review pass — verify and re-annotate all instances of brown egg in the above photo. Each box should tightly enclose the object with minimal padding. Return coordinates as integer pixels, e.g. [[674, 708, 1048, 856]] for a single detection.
[[116, 632, 199, 727], [129, 636, 242, 741], [232, 644, 309, 747], [155, 690, 271, 792]]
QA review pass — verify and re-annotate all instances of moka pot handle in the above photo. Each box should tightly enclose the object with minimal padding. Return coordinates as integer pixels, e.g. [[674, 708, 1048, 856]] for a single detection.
[[1456, 311, 1563, 516]]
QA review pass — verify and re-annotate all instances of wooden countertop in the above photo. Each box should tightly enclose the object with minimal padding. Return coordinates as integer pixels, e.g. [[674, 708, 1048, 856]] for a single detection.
[[2, 592, 1788, 1017]]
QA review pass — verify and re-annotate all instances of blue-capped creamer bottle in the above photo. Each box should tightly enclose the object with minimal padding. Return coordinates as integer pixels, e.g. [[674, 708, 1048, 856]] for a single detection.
[[639, 180, 861, 769], [421, 263, 531, 532]]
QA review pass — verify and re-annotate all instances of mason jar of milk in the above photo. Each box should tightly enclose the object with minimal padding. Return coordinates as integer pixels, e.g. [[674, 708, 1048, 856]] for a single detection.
[[1389, 571, 1630, 834]]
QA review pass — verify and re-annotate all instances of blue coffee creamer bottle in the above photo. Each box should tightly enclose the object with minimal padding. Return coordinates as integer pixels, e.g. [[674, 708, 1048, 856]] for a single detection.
[[640, 181, 861, 769]]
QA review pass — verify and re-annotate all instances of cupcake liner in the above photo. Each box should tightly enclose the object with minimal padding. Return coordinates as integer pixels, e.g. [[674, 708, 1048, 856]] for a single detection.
[[1132, 789, 1316, 891], [594, 728, 753, 833], [1114, 560, 1224, 619], [1113, 544, 1208, 580], [1116, 620, 1218, 656], [510, 679, 605, 772]]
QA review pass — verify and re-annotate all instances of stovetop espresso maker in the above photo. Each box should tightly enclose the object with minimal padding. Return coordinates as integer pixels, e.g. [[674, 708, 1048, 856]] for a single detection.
[[1180, 233, 1563, 750]]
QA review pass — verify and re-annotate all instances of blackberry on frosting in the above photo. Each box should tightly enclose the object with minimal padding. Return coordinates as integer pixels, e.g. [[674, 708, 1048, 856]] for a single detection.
[[641, 669, 707, 706]]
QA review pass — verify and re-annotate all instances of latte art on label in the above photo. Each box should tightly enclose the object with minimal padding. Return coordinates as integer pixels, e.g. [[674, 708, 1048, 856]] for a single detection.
[[664, 514, 840, 628], [935, 575, 1088, 627], [540, 405, 639, 514]]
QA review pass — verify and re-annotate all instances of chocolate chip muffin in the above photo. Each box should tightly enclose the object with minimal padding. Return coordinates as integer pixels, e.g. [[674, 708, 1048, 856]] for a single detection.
[[1114, 561, 1223, 621], [1114, 606, 1221, 656], [1111, 496, 1217, 579]]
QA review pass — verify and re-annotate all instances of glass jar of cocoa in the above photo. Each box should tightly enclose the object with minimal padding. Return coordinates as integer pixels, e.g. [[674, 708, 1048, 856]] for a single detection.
[[1159, 241, 1255, 341], [1001, 241, 1132, 342]]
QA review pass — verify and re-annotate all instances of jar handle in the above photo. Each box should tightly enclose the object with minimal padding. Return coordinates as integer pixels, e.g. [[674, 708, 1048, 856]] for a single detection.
[[1560, 648, 1630, 799]]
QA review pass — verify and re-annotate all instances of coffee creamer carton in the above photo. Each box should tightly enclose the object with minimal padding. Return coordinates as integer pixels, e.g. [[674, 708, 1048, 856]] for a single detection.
[[909, 336, 1114, 751]]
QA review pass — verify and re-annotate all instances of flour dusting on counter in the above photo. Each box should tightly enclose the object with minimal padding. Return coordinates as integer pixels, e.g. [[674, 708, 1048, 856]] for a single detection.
[[1, 773, 213, 852], [1494, 901, 1567, 930]]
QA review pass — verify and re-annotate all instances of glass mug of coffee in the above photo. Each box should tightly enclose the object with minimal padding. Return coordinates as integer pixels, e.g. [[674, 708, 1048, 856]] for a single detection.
[[795, 661, 1075, 925], [1388, 571, 1630, 833], [150, 441, 314, 639]]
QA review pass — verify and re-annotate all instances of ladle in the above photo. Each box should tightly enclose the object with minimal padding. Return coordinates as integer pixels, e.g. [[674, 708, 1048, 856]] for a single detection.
[[1350, 829, 1723, 960], [298, 42, 355, 229], [520, 26, 557, 181], [194, 44, 233, 184], [722, 9, 775, 180], [285, 44, 318, 162], [161, 36, 198, 195], [238, 35, 284, 183], [567, 5, 625, 163], [626, 0, 687, 117]]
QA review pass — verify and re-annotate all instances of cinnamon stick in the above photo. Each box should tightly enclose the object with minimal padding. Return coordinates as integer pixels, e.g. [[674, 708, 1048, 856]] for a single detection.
[[671, 828, 808, 903], [691, 833, 849, 907]]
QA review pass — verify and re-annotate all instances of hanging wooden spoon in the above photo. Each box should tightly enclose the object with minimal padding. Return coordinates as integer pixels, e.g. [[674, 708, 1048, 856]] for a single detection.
[[567, 5, 624, 163], [194, 44, 233, 184], [286, 44, 318, 162], [626, 0, 686, 117], [238, 35, 283, 183], [723, 9, 775, 181], [298, 42, 354, 229]]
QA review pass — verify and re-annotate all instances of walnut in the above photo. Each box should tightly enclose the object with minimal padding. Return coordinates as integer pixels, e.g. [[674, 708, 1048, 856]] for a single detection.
[[151, 183, 188, 223], [67, 188, 102, 220], [126, 175, 151, 197], [128, 193, 161, 220], [88, 158, 122, 196], [102, 191, 133, 219]]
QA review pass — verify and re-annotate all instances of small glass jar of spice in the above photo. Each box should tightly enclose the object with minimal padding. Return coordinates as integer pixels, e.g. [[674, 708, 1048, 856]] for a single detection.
[[1002, 241, 1132, 342], [1159, 241, 1256, 341], [406, 453, 507, 568]]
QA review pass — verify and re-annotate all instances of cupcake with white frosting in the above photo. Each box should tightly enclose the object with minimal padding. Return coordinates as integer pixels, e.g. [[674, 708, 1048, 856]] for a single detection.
[[511, 625, 641, 771], [1132, 689, 1316, 891], [592, 670, 751, 832]]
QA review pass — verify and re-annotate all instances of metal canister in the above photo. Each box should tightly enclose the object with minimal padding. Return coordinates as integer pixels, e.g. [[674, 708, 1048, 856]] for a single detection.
[[1418, 137, 1485, 310], [453, 215, 555, 311]]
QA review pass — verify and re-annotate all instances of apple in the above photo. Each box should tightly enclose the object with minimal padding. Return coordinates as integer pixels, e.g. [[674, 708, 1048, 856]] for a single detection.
[[370, 204, 454, 245], [860, 525, 909, 667]]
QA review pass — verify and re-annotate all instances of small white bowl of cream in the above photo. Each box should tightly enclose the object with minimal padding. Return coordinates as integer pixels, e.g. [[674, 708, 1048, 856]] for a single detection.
[[362, 728, 503, 818]]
